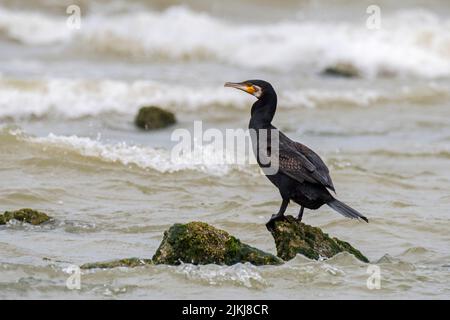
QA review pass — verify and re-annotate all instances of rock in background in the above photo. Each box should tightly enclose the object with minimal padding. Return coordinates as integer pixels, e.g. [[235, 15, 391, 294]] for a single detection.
[[134, 106, 176, 130], [322, 62, 361, 78]]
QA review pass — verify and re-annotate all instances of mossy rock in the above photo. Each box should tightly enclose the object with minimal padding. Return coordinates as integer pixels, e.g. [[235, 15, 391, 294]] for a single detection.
[[0, 208, 51, 225], [267, 216, 369, 263], [322, 62, 361, 78], [135, 106, 176, 130], [80, 258, 153, 270], [152, 222, 283, 266]]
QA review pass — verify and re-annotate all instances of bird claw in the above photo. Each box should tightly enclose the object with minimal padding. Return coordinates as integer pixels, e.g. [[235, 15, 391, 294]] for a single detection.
[[265, 214, 285, 231], [270, 213, 280, 220]]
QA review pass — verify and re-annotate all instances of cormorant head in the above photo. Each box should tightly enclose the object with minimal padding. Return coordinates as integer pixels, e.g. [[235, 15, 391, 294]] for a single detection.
[[224, 80, 274, 99]]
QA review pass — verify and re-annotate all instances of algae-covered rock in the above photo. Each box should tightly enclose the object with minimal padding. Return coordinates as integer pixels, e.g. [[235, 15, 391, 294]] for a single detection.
[[135, 106, 176, 130], [80, 258, 153, 270], [267, 216, 369, 263], [153, 222, 283, 266], [0, 208, 51, 225], [322, 62, 361, 78]]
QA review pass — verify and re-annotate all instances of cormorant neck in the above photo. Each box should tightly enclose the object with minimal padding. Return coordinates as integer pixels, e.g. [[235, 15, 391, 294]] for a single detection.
[[249, 91, 277, 129]]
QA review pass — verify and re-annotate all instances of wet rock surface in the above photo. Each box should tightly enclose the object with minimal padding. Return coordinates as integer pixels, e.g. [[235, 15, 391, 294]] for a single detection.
[[152, 222, 283, 266], [267, 215, 369, 263], [76, 219, 368, 269], [0, 208, 51, 225]]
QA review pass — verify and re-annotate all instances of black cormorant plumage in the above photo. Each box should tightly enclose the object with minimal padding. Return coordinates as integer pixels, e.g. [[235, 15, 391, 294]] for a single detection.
[[225, 80, 368, 225]]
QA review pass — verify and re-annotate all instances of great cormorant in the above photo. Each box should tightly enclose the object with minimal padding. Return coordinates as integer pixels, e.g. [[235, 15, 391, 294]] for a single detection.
[[225, 80, 368, 225]]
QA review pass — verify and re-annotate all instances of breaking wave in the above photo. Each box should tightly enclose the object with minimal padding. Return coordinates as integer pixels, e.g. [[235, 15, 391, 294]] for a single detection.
[[0, 77, 448, 120], [173, 262, 267, 288], [0, 5, 450, 78], [3, 129, 255, 176]]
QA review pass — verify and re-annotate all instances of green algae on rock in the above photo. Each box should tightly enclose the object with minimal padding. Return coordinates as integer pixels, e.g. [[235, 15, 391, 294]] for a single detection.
[[267, 215, 369, 263], [0, 208, 51, 225], [80, 258, 153, 270], [153, 222, 283, 266], [135, 106, 176, 130]]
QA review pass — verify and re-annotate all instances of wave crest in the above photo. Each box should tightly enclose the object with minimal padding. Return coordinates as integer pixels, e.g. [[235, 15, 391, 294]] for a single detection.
[[0, 78, 448, 120], [1, 6, 450, 78], [2, 129, 254, 176]]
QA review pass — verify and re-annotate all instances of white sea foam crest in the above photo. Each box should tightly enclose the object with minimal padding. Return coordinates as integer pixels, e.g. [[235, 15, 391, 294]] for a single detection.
[[0, 6, 70, 45], [0, 78, 249, 119], [1, 5, 449, 77], [175, 262, 267, 288], [0, 78, 448, 120], [22, 132, 252, 176]]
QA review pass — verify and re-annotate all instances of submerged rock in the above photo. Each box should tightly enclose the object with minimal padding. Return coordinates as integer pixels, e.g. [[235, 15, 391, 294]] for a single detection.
[[80, 258, 153, 270], [0, 208, 51, 225], [134, 106, 176, 130], [267, 216, 369, 263], [153, 222, 283, 266], [322, 62, 361, 78]]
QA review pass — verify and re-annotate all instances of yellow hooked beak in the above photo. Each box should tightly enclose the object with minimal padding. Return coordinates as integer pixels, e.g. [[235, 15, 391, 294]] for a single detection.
[[224, 82, 256, 95]]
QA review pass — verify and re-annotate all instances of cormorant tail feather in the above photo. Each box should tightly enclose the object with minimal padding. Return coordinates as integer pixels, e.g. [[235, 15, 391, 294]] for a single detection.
[[327, 199, 368, 223]]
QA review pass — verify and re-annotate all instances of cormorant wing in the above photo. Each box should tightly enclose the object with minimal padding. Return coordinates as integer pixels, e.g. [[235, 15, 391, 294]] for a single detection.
[[277, 130, 335, 192]]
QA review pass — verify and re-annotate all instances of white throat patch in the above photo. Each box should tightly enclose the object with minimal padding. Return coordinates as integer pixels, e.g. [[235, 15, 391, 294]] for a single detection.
[[253, 85, 262, 98]]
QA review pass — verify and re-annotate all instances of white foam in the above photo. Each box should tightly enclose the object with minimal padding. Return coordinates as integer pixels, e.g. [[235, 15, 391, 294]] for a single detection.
[[21, 132, 252, 176], [0, 7, 71, 45], [0, 78, 249, 119], [0, 77, 448, 120], [1, 5, 449, 77], [80, 7, 450, 78], [174, 262, 267, 288]]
